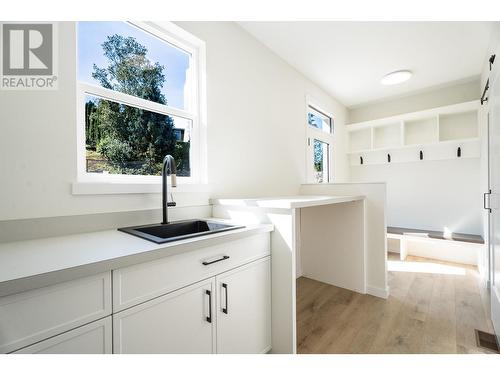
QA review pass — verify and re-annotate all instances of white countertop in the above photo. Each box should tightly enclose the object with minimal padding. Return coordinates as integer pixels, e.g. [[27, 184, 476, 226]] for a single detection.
[[210, 195, 365, 209], [0, 219, 273, 297]]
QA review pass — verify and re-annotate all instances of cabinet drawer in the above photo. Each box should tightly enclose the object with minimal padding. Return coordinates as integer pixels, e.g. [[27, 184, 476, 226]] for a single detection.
[[113, 233, 270, 312], [0, 272, 111, 353], [13, 317, 112, 354]]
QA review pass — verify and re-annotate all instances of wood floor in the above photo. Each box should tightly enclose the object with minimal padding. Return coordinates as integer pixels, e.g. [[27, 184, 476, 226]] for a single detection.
[[296, 253, 496, 354]]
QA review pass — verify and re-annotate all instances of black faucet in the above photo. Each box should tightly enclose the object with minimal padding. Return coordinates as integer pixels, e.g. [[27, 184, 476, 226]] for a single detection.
[[162, 155, 177, 224]]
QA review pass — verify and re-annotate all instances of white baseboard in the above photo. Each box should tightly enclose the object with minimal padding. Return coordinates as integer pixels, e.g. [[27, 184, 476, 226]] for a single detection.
[[366, 285, 389, 299]]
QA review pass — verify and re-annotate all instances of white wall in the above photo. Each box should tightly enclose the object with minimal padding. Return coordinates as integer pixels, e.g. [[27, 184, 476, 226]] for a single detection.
[[176, 22, 350, 198], [350, 160, 482, 235], [349, 79, 480, 123], [0, 21, 349, 221], [0, 22, 197, 221], [348, 81, 483, 236], [480, 23, 500, 89]]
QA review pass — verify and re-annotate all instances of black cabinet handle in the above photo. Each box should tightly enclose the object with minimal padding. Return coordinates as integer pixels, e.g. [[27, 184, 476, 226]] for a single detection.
[[484, 190, 492, 213], [205, 290, 212, 323], [202, 255, 230, 266], [222, 283, 228, 314]]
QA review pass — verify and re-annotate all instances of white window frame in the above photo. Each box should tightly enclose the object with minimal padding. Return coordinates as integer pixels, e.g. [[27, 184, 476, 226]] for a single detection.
[[73, 21, 207, 195], [305, 96, 334, 184]]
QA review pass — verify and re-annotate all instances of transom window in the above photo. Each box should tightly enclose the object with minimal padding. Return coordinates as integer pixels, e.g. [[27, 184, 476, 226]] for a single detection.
[[76, 21, 205, 186], [308, 106, 333, 134]]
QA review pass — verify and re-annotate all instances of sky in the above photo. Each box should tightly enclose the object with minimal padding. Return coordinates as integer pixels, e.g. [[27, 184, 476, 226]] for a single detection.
[[78, 22, 190, 110]]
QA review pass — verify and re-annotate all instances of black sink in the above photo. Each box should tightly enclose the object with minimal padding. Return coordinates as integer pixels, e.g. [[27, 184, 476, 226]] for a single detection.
[[118, 220, 244, 244]]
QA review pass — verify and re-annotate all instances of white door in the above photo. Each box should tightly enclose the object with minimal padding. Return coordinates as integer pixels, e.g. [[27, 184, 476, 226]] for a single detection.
[[489, 61, 500, 342], [113, 278, 215, 354], [13, 317, 112, 354], [216, 257, 271, 354]]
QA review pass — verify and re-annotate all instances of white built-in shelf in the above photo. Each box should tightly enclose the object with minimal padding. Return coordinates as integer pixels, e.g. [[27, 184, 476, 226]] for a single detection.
[[439, 111, 478, 141], [404, 117, 438, 145], [373, 123, 401, 149], [347, 101, 480, 166], [349, 128, 372, 153]]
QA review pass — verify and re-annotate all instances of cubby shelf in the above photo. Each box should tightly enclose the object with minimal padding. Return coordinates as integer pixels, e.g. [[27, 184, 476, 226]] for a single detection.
[[347, 101, 480, 165]]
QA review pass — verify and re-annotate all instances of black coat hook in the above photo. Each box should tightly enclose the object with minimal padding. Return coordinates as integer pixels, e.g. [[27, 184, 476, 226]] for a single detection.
[[360, 156, 363, 165], [387, 154, 391, 163], [457, 147, 461, 158], [419, 150, 423, 160]]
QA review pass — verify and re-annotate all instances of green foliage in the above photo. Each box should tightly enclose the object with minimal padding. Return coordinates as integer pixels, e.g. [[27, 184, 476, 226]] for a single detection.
[[85, 100, 102, 148], [309, 114, 324, 171], [96, 136, 133, 164], [313, 140, 325, 173], [92, 35, 166, 104], [173, 141, 190, 177], [85, 34, 189, 176]]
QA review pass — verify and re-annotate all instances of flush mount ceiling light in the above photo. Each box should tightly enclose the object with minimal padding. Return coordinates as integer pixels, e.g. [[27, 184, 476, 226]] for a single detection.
[[380, 70, 412, 85]]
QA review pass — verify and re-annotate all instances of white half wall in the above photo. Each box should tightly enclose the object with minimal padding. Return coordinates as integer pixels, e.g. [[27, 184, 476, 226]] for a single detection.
[[300, 201, 366, 294], [300, 183, 388, 298]]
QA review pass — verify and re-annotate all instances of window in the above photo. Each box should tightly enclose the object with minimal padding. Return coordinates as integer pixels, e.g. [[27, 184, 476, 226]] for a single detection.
[[76, 21, 205, 189], [306, 102, 334, 183], [84, 95, 192, 176], [313, 139, 330, 183], [308, 106, 333, 134]]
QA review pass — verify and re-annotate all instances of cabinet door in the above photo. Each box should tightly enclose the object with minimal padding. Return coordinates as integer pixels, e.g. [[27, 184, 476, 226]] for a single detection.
[[13, 317, 112, 354], [113, 278, 215, 354], [216, 257, 271, 353]]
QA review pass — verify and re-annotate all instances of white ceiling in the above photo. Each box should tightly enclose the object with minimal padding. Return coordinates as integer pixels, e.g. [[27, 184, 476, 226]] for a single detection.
[[238, 22, 493, 108]]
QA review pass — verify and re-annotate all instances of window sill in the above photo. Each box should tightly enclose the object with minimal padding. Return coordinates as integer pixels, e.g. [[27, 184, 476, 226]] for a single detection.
[[72, 181, 209, 195]]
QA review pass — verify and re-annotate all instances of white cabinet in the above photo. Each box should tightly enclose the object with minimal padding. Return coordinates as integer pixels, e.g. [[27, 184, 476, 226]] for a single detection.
[[113, 278, 215, 354], [111, 232, 272, 354], [13, 317, 112, 354], [4, 232, 271, 354], [113, 256, 271, 354], [113, 233, 270, 312], [216, 257, 271, 354], [0, 272, 112, 353]]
